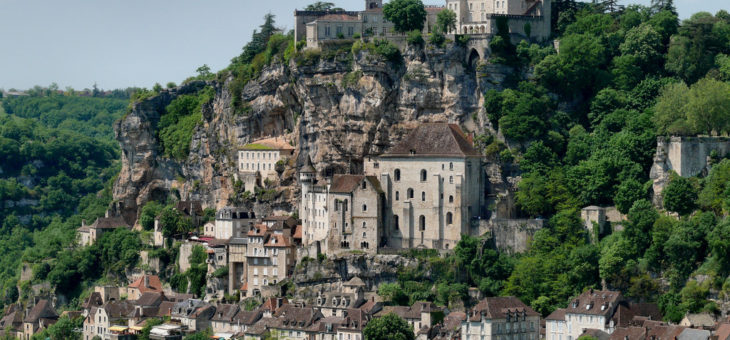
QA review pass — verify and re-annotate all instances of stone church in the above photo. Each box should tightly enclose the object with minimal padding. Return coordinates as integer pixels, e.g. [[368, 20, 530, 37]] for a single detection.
[[300, 123, 485, 254]]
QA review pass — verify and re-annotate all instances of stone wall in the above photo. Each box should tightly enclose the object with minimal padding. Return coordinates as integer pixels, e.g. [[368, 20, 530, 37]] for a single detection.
[[178, 243, 195, 272], [651, 136, 730, 205], [473, 218, 544, 253]]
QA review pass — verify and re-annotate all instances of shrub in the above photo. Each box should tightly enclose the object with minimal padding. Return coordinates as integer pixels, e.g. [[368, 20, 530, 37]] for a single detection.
[[352, 32, 361, 39], [407, 30, 424, 47], [429, 31, 446, 48]]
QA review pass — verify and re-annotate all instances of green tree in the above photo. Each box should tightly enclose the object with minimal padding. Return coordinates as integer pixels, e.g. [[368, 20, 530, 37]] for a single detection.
[[158, 206, 192, 237], [662, 175, 698, 215], [699, 159, 730, 213], [624, 199, 658, 255], [653, 81, 692, 135], [363, 313, 414, 340], [378, 283, 409, 305], [139, 201, 164, 230], [614, 179, 645, 214], [685, 78, 730, 135], [383, 0, 427, 33], [435, 9, 457, 34], [305, 2, 336, 11], [709, 219, 730, 274]]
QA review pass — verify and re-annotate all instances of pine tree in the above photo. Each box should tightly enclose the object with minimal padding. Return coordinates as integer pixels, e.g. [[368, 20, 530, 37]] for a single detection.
[[650, 0, 677, 15]]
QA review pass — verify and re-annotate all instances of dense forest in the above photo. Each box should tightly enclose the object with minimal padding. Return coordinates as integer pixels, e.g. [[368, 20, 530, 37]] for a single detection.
[[0, 90, 127, 308]]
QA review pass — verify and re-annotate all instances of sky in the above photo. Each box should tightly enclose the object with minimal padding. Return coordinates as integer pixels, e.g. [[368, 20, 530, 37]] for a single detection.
[[0, 0, 726, 91]]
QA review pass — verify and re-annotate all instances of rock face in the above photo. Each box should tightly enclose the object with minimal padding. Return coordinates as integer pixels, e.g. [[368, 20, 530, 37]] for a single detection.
[[112, 44, 515, 223]]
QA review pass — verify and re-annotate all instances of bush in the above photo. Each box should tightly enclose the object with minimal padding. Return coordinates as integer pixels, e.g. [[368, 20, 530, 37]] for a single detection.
[[407, 30, 424, 47], [352, 32, 361, 39], [429, 31, 446, 48]]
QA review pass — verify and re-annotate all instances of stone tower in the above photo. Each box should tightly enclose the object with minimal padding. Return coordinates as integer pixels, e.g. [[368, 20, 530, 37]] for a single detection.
[[366, 0, 382, 10]]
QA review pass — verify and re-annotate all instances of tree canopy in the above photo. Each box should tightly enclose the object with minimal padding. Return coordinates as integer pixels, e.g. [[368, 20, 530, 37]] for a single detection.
[[383, 0, 427, 33]]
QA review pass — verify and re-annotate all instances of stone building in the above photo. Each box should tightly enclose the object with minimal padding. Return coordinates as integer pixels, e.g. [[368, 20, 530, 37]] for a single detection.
[[445, 0, 551, 40], [214, 207, 257, 240], [22, 300, 58, 340], [326, 175, 384, 255], [461, 296, 540, 340], [296, 0, 444, 49], [545, 290, 622, 340], [300, 157, 331, 251], [244, 225, 296, 297], [365, 123, 485, 250], [78, 216, 131, 246], [82, 300, 135, 340], [238, 137, 295, 189]]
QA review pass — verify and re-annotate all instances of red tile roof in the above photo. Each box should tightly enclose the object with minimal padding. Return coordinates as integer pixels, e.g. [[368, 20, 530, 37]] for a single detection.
[[248, 224, 268, 237], [469, 297, 539, 321], [265, 233, 291, 248], [128, 275, 163, 294], [293, 225, 302, 239], [319, 14, 360, 21]]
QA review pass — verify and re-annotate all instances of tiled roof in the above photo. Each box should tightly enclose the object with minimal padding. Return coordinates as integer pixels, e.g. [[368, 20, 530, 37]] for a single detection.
[[683, 313, 716, 328], [612, 303, 662, 328], [83, 292, 104, 309], [274, 304, 323, 329], [103, 300, 135, 318], [0, 305, 23, 330], [442, 312, 467, 332], [344, 276, 366, 287], [383, 123, 481, 158], [677, 328, 711, 340], [715, 323, 730, 340], [469, 297, 539, 321], [565, 290, 622, 317], [265, 233, 291, 248], [262, 298, 288, 313], [293, 225, 302, 239], [24, 300, 58, 323], [128, 275, 163, 294], [318, 13, 360, 21], [582, 329, 610, 340], [233, 309, 264, 325], [157, 301, 175, 318], [242, 137, 295, 151], [300, 156, 316, 173], [248, 224, 268, 237]]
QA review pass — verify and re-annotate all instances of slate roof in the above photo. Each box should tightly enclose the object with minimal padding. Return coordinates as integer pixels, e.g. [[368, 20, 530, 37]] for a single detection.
[[469, 297, 539, 321], [83, 292, 104, 309], [24, 299, 58, 323], [565, 290, 622, 317], [546, 308, 566, 321], [379, 302, 439, 320], [678, 328, 711, 340], [273, 304, 323, 329], [103, 300, 136, 318], [134, 292, 166, 307], [329, 175, 383, 194], [232, 309, 264, 326], [0, 305, 23, 330], [382, 123, 481, 158], [612, 303, 662, 328], [300, 157, 316, 173], [89, 216, 130, 230], [212, 304, 240, 322]]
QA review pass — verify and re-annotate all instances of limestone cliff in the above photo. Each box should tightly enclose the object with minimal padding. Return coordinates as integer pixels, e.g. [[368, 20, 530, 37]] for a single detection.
[[112, 44, 514, 223]]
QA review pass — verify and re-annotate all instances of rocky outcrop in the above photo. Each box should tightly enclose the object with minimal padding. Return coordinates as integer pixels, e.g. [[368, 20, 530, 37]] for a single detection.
[[112, 43, 519, 222]]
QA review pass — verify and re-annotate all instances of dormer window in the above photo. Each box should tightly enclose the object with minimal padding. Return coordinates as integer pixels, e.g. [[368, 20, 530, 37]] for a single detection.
[[572, 301, 579, 308]]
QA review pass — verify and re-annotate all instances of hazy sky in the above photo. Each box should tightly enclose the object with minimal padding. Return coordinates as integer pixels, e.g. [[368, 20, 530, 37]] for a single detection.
[[0, 0, 726, 91]]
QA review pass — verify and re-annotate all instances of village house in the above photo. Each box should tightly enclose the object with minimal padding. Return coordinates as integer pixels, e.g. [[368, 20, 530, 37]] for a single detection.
[[171, 299, 216, 332], [545, 290, 662, 340], [126, 274, 163, 301], [243, 224, 296, 297], [299, 157, 331, 251], [175, 200, 204, 228], [269, 304, 324, 340], [214, 207, 257, 240], [316, 277, 368, 317], [22, 299, 58, 340], [210, 303, 240, 334], [376, 302, 441, 337], [0, 304, 25, 340], [78, 215, 131, 246], [461, 296, 540, 340], [82, 300, 135, 340]]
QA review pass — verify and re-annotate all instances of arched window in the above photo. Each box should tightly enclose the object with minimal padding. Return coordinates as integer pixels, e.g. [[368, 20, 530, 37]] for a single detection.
[[421, 192, 426, 201], [395, 191, 399, 201], [419, 216, 426, 231], [420, 170, 427, 182], [407, 188, 414, 199], [446, 212, 453, 225], [394, 169, 401, 182], [362, 204, 367, 212], [362, 232, 366, 238], [449, 195, 454, 203], [362, 222, 366, 228], [449, 162, 453, 170], [362, 181, 367, 189], [394, 215, 399, 230]]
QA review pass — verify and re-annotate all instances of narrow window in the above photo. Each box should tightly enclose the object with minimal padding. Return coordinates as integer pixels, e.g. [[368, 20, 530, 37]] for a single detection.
[[395, 191, 399, 200], [394, 169, 401, 182], [420, 169, 427, 181], [449, 195, 454, 203], [446, 212, 453, 224], [419, 215, 426, 231], [421, 192, 426, 201], [362, 204, 367, 212], [408, 189, 414, 199]]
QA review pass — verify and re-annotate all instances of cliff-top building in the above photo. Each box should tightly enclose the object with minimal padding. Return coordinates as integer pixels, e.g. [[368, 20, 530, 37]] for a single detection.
[[295, 0, 551, 50]]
